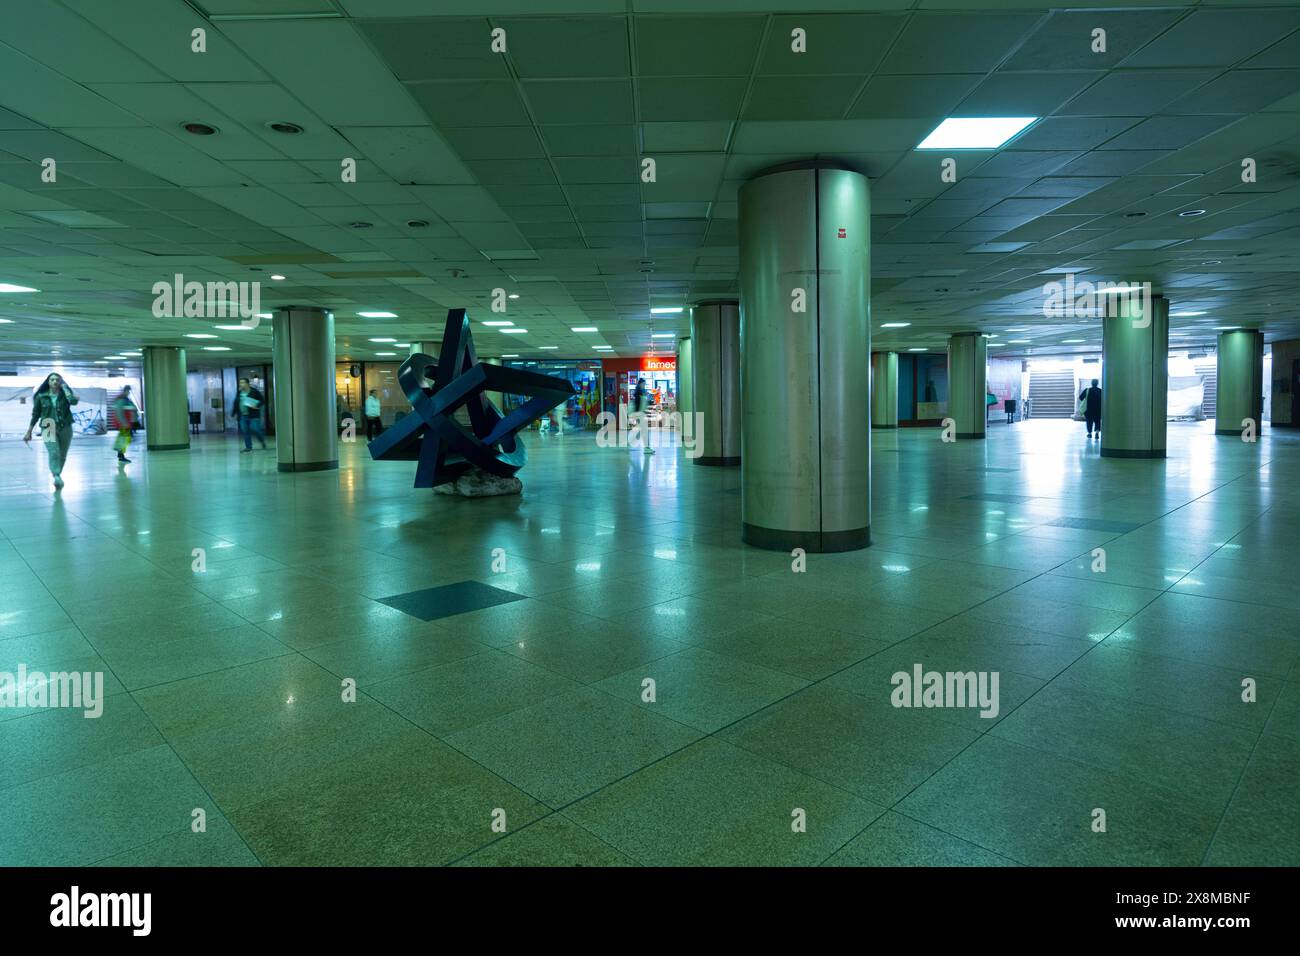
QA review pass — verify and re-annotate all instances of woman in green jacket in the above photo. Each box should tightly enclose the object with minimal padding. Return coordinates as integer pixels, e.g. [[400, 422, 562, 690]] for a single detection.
[[23, 372, 79, 489]]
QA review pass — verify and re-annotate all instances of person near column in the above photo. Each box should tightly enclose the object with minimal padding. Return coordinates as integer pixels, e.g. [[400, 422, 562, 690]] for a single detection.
[[1079, 378, 1103, 440], [363, 389, 383, 440], [235, 377, 267, 452], [112, 385, 139, 464], [23, 372, 78, 490]]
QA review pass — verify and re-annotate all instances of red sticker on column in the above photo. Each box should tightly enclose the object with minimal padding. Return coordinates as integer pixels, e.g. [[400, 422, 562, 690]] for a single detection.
[[837, 227, 846, 238]]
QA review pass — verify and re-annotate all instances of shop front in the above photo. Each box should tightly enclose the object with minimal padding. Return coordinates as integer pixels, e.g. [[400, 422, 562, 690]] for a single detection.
[[601, 356, 678, 426], [501, 359, 602, 430]]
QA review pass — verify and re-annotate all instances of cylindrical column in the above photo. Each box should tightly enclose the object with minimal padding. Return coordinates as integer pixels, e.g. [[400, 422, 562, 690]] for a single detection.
[[1102, 292, 1169, 458], [871, 351, 898, 429], [1216, 329, 1264, 436], [676, 336, 693, 418], [947, 333, 987, 439], [690, 300, 741, 465], [738, 162, 870, 553], [272, 307, 338, 472], [142, 347, 190, 450]]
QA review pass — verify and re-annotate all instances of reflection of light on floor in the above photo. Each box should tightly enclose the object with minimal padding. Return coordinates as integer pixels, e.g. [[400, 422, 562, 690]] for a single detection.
[[651, 606, 686, 618], [541, 527, 560, 535], [882, 565, 911, 573], [653, 548, 677, 560], [575, 562, 601, 572]]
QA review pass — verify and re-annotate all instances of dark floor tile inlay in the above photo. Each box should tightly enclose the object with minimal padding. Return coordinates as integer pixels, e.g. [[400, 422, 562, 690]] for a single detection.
[[1047, 516, 1143, 533], [378, 581, 526, 621]]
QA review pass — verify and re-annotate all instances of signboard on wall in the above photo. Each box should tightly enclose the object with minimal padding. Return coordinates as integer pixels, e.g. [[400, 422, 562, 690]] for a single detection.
[[641, 357, 676, 372]]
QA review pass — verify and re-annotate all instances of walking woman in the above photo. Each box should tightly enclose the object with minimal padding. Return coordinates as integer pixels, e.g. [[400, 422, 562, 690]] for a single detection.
[[23, 372, 79, 489], [112, 385, 139, 464]]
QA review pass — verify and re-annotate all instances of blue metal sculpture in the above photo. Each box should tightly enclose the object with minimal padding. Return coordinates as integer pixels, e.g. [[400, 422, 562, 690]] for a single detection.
[[368, 308, 575, 488]]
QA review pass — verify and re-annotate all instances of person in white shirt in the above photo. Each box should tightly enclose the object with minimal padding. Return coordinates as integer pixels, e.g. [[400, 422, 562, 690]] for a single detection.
[[363, 390, 383, 440]]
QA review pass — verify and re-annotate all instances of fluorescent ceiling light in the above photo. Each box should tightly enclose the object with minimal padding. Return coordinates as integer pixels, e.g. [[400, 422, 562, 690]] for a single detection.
[[203, 346, 231, 351], [0, 283, 38, 293], [482, 321, 513, 327], [650, 307, 683, 314], [104, 355, 126, 360], [507, 294, 519, 300], [908, 348, 927, 352], [881, 322, 910, 328], [572, 327, 598, 332], [917, 117, 1036, 150], [0, 318, 12, 324], [538, 346, 558, 350], [257, 312, 271, 319], [1062, 339, 1085, 343], [357, 311, 397, 318], [502, 354, 519, 358], [214, 325, 253, 331], [270, 274, 286, 280], [374, 351, 396, 356], [500, 328, 527, 334], [593, 346, 613, 350], [185, 333, 218, 339], [650, 333, 675, 339], [1172, 311, 1206, 317], [123, 351, 141, 356], [1214, 326, 1239, 330], [1007, 339, 1031, 344], [369, 337, 397, 343]]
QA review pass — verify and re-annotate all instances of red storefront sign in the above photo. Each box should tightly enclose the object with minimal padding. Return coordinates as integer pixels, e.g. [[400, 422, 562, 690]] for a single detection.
[[641, 357, 677, 372]]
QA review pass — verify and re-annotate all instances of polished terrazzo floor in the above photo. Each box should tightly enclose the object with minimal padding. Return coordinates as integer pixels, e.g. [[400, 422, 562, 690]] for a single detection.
[[1, 418, 1297, 866]]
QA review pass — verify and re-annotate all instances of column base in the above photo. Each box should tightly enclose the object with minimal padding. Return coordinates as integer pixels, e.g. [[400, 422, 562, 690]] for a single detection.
[[742, 522, 870, 553], [277, 460, 338, 472], [694, 456, 740, 466], [871, 424, 898, 429], [1100, 448, 1166, 459], [955, 432, 986, 440], [146, 443, 190, 451]]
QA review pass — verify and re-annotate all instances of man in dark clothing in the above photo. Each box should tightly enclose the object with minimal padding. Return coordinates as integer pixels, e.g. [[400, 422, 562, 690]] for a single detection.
[[1079, 378, 1102, 439]]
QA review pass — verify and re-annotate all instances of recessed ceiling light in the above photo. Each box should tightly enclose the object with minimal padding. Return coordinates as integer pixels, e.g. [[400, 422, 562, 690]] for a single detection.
[[917, 117, 1037, 150], [1201, 260, 1222, 266], [502, 354, 519, 358], [908, 348, 927, 352], [93, 360, 108, 364], [214, 325, 253, 331], [650, 307, 683, 314], [482, 321, 513, 327], [1179, 209, 1206, 217], [1214, 326, 1240, 331], [651, 333, 675, 339], [406, 219, 429, 229], [394, 343, 410, 348], [182, 122, 218, 136], [572, 327, 598, 332], [1008, 339, 1031, 344], [508, 293, 520, 300], [270, 274, 286, 281], [369, 337, 397, 343], [268, 122, 303, 135], [881, 322, 910, 328], [375, 351, 397, 356], [357, 311, 397, 318], [185, 333, 218, 339], [257, 312, 271, 319], [0, 318, 12, 324], [123, 351, 141, 356], [538, 346, 558, 350], [593, 346, 613, 350], [0, 283, 38, 293], [1062, 339, 1085, 344], [1171, 311, 1206, 317], [500, 328, 527, 334], [103, 355, 126, 360], [202, 346, 231, 351]]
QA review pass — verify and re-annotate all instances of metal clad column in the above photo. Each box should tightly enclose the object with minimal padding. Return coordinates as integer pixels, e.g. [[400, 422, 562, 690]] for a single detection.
[[738, 163, 870, 553], [272, 306, 338, 472], [1102, 293, 1169, 459], [871, 351, 898, 429], [947, 333, 987, 439], [690, 300, 741, 465], [142, 346, 190, 451], [1216, 329, 1264, 436], [676, 336, 693, 419]]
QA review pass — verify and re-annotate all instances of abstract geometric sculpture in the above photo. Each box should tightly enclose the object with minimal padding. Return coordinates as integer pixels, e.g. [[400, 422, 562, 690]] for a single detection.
[[368, 308, 575, 489]]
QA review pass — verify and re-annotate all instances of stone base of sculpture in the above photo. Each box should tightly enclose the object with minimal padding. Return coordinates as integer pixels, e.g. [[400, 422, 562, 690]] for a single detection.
[[434, 467, 523, 497]]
